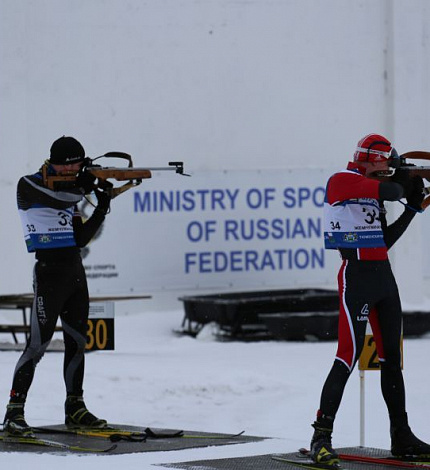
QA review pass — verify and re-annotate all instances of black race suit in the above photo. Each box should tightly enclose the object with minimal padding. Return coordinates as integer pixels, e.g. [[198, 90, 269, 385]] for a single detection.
[[10, 170, 106, 402]]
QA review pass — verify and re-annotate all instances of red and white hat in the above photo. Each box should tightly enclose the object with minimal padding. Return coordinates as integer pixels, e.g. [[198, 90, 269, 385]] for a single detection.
[[353, 133, 392, 163]]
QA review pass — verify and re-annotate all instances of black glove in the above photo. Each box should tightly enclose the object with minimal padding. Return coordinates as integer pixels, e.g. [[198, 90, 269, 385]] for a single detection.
[[406, 175, 424, 211], [94, 188, 112, 215], [76, 169, 97, 194], [390, 169, 412, 193]]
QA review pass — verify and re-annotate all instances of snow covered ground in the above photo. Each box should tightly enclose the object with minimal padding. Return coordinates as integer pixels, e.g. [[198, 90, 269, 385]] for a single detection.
[[0, 305, 429, 469]]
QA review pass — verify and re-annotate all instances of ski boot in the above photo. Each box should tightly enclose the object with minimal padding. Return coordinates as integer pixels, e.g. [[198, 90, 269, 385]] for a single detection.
[[65, 395, 107, 428], [391, 424, 430, 457], [310, 420, 339, 466], [3, 403, 34, 437]]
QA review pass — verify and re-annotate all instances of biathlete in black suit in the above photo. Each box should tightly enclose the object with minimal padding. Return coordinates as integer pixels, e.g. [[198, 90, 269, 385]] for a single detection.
[[3, 136, 111, 436], [309, 133, 430, 464]]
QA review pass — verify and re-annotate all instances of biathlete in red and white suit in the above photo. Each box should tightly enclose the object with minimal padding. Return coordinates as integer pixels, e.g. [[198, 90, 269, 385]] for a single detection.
[[308, 134, 430, 465]]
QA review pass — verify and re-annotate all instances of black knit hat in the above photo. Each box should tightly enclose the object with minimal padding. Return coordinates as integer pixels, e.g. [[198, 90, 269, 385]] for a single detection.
[[49, 136, 85, 164]]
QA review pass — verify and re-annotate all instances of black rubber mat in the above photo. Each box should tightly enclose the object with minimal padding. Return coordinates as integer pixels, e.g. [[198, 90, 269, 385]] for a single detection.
[[159, 447, 402, 470], [0, 424, 266, 455]]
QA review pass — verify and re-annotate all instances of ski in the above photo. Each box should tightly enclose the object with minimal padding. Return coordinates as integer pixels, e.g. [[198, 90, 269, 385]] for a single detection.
[[35, 425, 244, 441], [34, 426, 147, 442], [271, 454, 342, 469], [103, 428, 244, 441], [299, 448, 430, 469], [0, 434, 116, 453], [136, 427, 244, 440], [139, 427, 244, 439], [181, 430, 245, 439]]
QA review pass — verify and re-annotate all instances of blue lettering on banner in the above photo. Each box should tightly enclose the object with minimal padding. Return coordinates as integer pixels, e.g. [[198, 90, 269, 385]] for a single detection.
[[187, 220, 217, 242], [245, 188, 276, 209], [131, 182, 327, 278], [184, 218, 321, 243], [134, 189, 240, 212], [133, 186, 325, 212], [283, 187, 325, 208], [223, 218, 321, 241], [184, 248, 325, 273]]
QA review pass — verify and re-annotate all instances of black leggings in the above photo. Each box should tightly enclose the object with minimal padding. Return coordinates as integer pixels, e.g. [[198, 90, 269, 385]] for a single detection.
[[10, 259, 89, 401], [319, 259, 405, 423]]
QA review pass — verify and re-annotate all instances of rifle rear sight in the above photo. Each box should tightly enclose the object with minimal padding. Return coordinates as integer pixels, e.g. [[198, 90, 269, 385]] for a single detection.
[[168, 161, 191, 176]]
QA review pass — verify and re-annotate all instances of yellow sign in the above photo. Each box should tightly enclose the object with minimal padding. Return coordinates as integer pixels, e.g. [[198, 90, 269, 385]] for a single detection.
[[358, 334, 403, 371], [85, 301, 115, 351], [86, 318, 114, 351]]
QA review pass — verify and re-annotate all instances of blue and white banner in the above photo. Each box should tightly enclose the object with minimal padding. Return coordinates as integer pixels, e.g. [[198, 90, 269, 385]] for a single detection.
[[82, 168, 338, 295]]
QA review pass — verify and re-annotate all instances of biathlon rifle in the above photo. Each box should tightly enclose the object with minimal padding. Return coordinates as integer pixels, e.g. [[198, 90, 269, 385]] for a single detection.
[[373, 150, 430, 210], [42, 151, 190, 198]]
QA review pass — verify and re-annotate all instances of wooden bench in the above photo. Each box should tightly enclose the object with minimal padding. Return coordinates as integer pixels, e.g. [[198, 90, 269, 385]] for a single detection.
[[0, 293, 151, 346], [0, 294, 34, 344], [0, 324, 62, 344]]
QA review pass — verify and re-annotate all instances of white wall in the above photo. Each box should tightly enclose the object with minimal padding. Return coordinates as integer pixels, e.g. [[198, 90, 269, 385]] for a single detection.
[[1, 0, 430, 309]]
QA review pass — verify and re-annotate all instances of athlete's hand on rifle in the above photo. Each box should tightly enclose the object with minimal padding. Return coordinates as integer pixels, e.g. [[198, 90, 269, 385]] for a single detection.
[[94, 188, 112, 215], [76, 168, 97, 194], [391, 168, 414, 198], [406, 175, 425, 211]]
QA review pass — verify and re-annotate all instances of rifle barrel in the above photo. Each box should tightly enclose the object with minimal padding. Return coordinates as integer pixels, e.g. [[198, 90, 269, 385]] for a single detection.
[[86, 166, 178, 172]]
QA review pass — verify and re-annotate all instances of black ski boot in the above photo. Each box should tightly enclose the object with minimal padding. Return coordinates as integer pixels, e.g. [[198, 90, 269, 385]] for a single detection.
[[310, 420, 339, 466], [65, 395, 107, 428], [3, 403, 34, 437], [391, 423, 430, 457]]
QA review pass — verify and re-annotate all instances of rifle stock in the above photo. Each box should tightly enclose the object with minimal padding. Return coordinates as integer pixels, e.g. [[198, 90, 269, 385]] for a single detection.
[[400, 151, 430, 160], [395, 165, 430, 182], [372, 151, 430, 210], [86, 166, 152, 182], [394, 150, 430, 182], [42, 165, 152, 195], [393, 166, 430, 210], [41, 156, 187, 198]]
